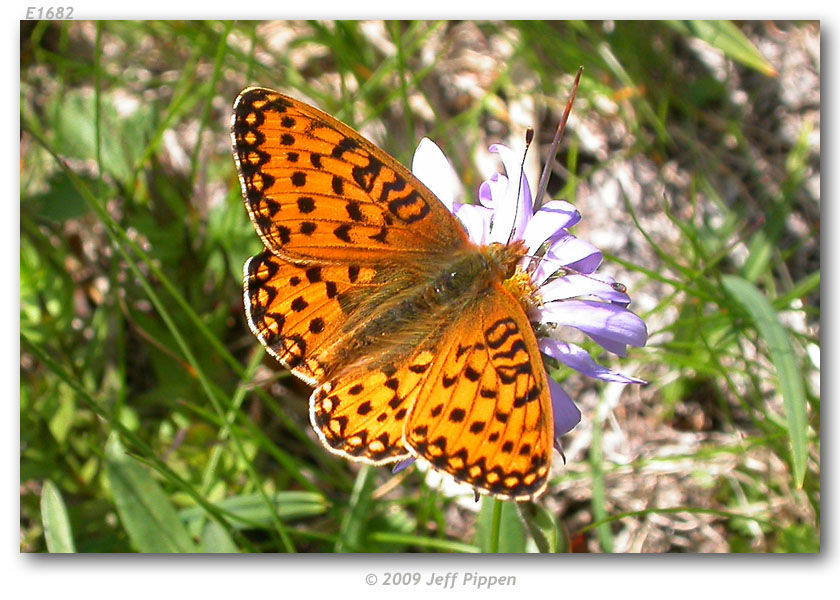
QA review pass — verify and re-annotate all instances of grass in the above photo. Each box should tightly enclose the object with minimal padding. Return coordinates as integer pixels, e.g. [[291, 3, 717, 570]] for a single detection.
[[20, 20, 820, 553]]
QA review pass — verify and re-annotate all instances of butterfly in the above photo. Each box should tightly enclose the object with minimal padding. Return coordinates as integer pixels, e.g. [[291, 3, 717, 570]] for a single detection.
[[231, 88, 553, 500]]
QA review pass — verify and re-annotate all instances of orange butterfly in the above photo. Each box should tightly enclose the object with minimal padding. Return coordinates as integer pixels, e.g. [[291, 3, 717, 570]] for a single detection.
[[232, 88, 555, 500]]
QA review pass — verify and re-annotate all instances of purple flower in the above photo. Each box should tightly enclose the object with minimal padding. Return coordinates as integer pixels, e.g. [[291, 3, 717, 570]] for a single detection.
[[411, 138, 647, 451]]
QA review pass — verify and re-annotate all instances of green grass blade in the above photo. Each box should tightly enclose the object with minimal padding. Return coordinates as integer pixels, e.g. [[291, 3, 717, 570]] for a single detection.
[[589, 389, 613, 552], [668, 20, 777, 77], [335, 465, 376, 552], [40, 480, 76, 553], [180, 491, 329, 530], [774, 271, 820, 311], [105, 435, 198, 553], [188, 21, 232, 191], [721, 275, 810, 488], [367, 532, 479, 553]]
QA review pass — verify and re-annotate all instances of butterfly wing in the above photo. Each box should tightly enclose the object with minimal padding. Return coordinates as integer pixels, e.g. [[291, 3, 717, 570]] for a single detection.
[[244, 249, 380, 384], [403, 282, 554, 500], [232, 87, 469, 264], [308, 350, 438, 464], [235, 87, 474, 387]]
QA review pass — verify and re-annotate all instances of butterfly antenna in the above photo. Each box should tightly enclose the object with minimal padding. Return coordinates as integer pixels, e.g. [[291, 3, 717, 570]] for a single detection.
[[522, 252, 628, 293], [534, 67, 583, 211], [505, 127, 535, 246]]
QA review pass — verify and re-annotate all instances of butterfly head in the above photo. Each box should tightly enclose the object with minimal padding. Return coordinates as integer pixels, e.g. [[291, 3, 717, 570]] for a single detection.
[[482, 239, 541, 313], [482, 239, 527, 277]]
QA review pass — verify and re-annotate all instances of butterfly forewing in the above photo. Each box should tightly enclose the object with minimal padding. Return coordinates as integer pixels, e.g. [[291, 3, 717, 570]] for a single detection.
[[232, 88, 469, 264]]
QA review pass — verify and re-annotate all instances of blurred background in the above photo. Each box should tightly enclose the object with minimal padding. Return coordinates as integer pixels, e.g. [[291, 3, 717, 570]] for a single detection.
[[20, 20, 819, 553]]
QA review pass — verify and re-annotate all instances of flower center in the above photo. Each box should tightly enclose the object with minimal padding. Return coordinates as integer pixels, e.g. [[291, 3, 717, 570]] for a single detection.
[[502, 266, 542, 313]]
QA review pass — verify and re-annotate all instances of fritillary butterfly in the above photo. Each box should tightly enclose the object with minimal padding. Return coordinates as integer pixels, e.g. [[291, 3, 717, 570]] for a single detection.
[[232, 88, 553, 500]]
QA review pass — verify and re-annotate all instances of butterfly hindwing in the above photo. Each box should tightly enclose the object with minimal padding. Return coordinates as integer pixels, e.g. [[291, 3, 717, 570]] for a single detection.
[[404, 282, 554, 500], [244, 249, 381, 384], [309, 350, 437, 464], [232, 87, 469, 264]]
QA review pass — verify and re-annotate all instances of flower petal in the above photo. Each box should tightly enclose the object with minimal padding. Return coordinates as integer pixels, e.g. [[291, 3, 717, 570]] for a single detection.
[[548, 378, 581, 438], [392, 458, 415, 474], [478, 173, 506, 208], [411, 138, 460, 212], [453, 202, 493, 245], [521, 200, 581, 253], [540, 339, 646, 384], [536, 300, 648, 357], [486, 144, 533, 244], [539, 273, 631, 305], [533, 233, 603, 284]]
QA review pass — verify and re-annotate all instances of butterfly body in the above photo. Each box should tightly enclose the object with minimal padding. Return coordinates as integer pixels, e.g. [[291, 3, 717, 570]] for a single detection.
[[233, 88, 554, 500], [327, 241, 526, 372]]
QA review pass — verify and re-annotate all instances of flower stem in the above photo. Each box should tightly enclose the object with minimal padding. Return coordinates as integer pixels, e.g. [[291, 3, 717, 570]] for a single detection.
[[534, 66, 582, 210], [489, 497, 503, 553]]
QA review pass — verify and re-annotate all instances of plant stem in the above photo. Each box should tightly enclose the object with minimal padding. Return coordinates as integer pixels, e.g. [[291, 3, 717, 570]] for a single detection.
[[489, 498, 503, 553]]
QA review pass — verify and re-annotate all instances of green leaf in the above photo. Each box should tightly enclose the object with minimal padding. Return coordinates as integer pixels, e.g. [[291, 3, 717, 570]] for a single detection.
[[41, 480, 76, 553], [47, 385, 76, 445], [667, 21, 777, 77], [721, 276, 809, 487], [104, 434, 198, 552], [517, 502, 565, 553], [49, 90, 153, 184], [26, 172, 94, 222], [179, 491, 328, 530], [773, 523, 821, 553], [474, 498, 527, 553], [199, 521, 239, 553]]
